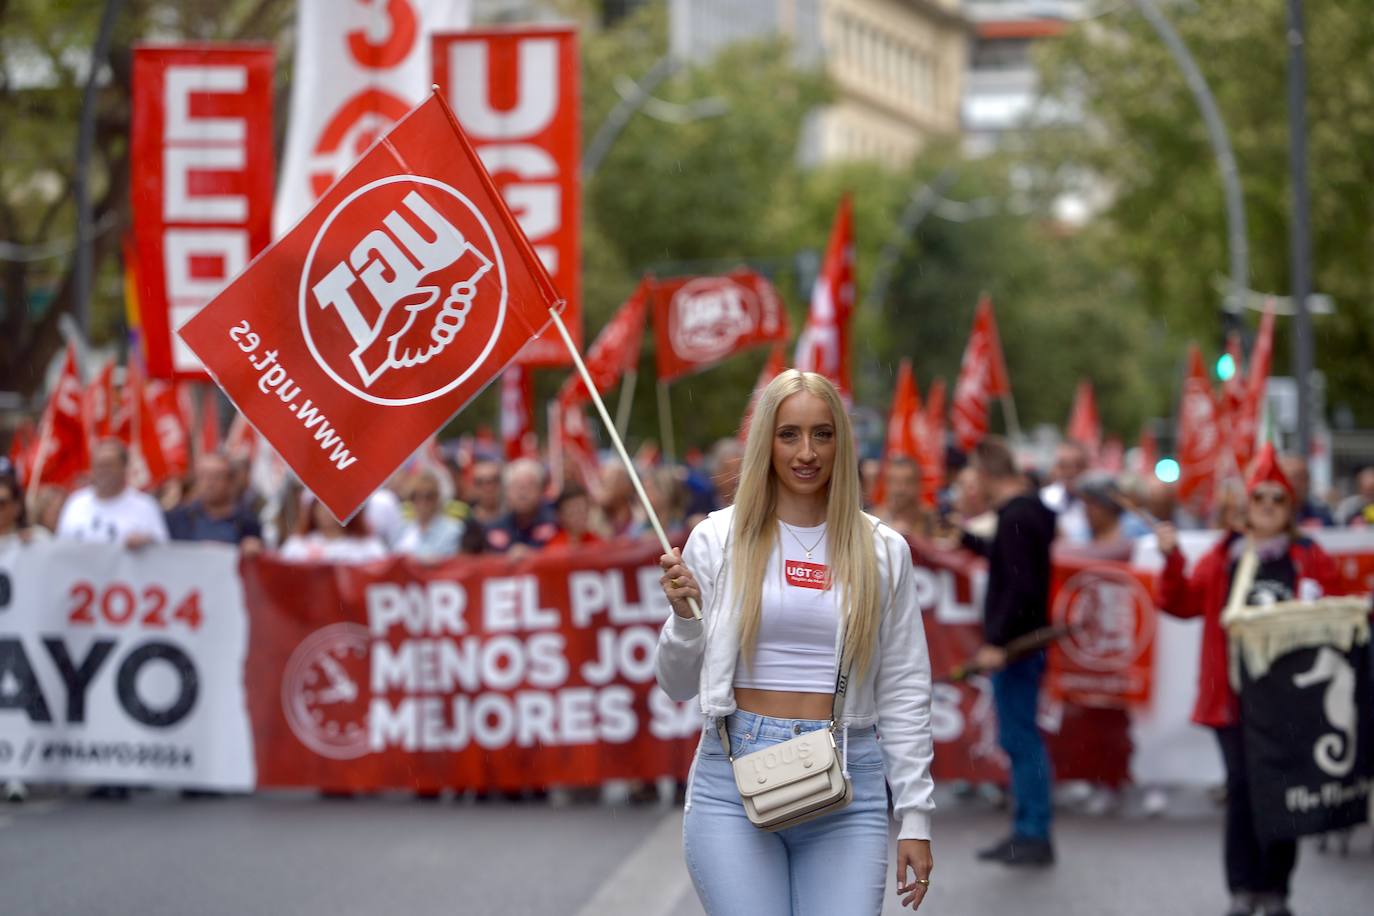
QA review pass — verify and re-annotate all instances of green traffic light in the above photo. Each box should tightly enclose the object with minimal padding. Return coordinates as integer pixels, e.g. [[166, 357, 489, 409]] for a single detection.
[[1216, 352, 1236, 381]]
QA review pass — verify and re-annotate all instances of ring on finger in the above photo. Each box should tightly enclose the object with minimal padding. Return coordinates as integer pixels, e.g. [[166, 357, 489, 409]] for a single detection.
[[915, 878, 930, 887]]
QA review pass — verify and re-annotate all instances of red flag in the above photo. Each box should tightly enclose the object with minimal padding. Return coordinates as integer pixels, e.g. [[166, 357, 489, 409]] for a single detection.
[[653, 269, 789, 383], [30, 343, 91, 490], [127, 362, 172, 490], [794, 196, 854, 396], [146, 380, 191, 478], [500, 364, 537, 461], [872, 359, 921, 508], [198, 387, 222, 457], [1177, 344, 1222, 509], [1233, 303, 1276, 471], [738, 345, 788, 441], [916, 377, 947, 508], [176, 91, 563, 523], [561, 278, 649, 404], [8, 419, 36, 488], [84, 359, 118, 443], [951, 295, 1011, 452], [1067, 379, 1102, 453]]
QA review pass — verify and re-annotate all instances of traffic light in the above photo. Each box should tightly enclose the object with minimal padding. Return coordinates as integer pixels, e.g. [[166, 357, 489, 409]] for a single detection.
[[1215, 352, 1237, 382]]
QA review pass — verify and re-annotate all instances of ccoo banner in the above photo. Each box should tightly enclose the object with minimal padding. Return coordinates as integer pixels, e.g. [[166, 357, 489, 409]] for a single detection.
[[131, 44, 275, 379], [433, 27, 582, 367], [274, 0, 472, 235], [0, 542, 255, 790]]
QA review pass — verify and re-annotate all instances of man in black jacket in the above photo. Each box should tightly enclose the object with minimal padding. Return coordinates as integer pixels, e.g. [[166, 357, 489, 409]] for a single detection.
[[960, 437, 1058, 866]]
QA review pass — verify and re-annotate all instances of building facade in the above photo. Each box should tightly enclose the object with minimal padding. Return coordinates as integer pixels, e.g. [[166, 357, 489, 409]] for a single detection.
[[670, 0, 968, 168]]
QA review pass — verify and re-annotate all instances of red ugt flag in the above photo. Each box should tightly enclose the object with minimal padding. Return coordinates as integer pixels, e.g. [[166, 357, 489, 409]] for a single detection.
[[951, 295, 1010, 452], [500, 364, 537, 461], [871, 358, 921, 507], [653, 269, 789, 383], [794, 196, 854, 396], [31, 343, 90, 489], [1234, 302, 1276, 472], [916, 377, 946, 508], [178, 91, 563, 522], [1177, 344, 1222, 509]]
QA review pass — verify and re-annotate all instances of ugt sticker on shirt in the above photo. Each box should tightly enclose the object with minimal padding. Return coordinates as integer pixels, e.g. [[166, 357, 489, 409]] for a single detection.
[[785, 561, 829, 590], [178, 92, 563, 522]]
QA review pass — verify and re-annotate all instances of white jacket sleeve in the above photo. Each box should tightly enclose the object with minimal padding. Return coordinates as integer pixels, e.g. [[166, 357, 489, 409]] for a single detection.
[[874, 530, 937, 840], [653, 519, 718, 701]]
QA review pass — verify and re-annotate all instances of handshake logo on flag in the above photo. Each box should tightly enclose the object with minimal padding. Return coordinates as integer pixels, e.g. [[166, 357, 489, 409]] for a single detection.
[[303, 177, 506, 403]]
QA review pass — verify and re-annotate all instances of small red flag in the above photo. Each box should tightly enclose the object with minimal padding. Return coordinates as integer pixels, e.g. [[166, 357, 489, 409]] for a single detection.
[[30, 343, 90, 489], [561, 278, 649, 405], [1177, 345, 1222, 510], [951, 295, 1011, 452], [1067, 379, 1102, 454], [794, 196, 854, 397], [500, 364, 537, 461]]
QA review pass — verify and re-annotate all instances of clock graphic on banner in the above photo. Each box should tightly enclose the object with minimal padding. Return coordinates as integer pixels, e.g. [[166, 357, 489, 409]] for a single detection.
[[282, 623, 371, 760]]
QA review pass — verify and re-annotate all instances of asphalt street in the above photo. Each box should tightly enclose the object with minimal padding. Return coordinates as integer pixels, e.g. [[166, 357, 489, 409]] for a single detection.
[[1, 790, 1370, 916]]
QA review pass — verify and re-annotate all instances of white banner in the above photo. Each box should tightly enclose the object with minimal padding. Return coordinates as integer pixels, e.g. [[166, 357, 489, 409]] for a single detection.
[[0, 542, 254, 790], [273, 0, 472, 235]]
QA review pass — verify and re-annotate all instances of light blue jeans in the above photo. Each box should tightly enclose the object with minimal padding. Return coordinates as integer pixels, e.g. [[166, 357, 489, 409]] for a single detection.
[[682, 710, 889, 916]]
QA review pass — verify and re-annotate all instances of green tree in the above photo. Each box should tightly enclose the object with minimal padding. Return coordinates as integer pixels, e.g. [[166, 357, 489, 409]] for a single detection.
[[1021, 0, 1374, 424]]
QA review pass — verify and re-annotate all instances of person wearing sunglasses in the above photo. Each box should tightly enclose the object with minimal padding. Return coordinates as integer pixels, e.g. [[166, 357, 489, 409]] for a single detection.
[[394, 468, 464, 562], [1153, 443, 1342, 916]]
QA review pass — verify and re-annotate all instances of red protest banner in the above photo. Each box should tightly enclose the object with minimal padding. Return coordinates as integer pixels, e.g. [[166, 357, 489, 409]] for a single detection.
[[131, 44, 275, 379], [1046, 554, 1158, 707], [240, 542, 701, 790], [433, 27, 581, 367], [651, 269, 789, 383], [178, 92, 563, 522]]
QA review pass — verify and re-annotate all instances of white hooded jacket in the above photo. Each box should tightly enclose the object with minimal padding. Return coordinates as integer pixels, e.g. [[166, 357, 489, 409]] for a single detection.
[[654, 505, 936, 840]]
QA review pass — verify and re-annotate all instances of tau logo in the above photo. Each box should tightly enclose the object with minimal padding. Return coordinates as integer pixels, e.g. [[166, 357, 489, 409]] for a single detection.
[[1053, 568, 1156, 673], [299, 175, 508, 406]]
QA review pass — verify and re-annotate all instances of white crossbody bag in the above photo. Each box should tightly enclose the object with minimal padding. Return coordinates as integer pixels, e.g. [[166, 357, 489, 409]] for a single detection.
[[714, 654, 854, 831]]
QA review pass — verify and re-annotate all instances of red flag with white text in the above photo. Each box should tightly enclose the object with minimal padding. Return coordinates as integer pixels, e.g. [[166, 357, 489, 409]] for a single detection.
[[30, 344, 90, 489], [793, 196, 854, 396], [951, 295, 1011, 452], [654, 270, 790, 383], [500, 365, 537, 461], [131, 45, 275, 379], [1235, 303, 1276, 472], [146, 380, 192, 478], [916, 377, 947, 508], [177, 91, 564, 522], [1177, 345, 1221, 510], [84, 359, 118, 443], [433, 26, 581, 367]]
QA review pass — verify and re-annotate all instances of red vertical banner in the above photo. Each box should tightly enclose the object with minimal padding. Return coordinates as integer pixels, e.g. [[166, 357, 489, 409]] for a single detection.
[[131, 45, 275, 379], [433, 27, 580, 367]]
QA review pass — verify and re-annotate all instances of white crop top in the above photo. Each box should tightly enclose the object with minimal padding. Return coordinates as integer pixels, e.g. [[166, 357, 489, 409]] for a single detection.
[[732, 521, 841, 694]]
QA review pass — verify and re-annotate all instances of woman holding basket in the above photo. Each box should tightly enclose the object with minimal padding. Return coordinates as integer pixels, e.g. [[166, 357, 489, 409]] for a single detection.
[[654, 370, 936, 915]]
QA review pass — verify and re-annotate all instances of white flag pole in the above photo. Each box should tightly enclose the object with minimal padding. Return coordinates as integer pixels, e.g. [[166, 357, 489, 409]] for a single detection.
[[547, 307, 701, 619]]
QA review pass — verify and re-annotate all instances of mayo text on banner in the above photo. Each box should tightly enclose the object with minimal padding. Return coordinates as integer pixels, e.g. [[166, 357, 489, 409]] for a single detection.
[[177, 91, 563, 523]]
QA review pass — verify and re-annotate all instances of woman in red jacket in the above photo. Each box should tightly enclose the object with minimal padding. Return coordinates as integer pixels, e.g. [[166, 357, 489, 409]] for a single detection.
[[1154, 445, 1340, 916]]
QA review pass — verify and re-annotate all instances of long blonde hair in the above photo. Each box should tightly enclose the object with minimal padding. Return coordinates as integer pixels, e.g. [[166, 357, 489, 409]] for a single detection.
[[731, 370, 880, 682]]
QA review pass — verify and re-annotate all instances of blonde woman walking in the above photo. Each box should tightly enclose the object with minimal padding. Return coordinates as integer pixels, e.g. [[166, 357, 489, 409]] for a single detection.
[[655, 370, 936, 915]]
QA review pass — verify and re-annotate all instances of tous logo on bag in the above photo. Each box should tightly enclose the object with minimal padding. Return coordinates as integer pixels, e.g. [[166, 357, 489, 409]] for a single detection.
[[748, 737, 816, 777]]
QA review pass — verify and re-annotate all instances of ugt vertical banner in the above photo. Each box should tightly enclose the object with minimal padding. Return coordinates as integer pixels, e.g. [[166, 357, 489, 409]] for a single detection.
[[433, 27, 581, 366], [131, 45, 275, 379]]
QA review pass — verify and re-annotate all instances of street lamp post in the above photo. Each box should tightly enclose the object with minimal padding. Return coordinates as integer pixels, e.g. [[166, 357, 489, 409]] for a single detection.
[[1285, 0, 1315, 456]]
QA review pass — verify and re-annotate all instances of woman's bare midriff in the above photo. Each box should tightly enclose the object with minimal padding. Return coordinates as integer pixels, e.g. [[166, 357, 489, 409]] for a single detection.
[[733, 687, 835, 721]]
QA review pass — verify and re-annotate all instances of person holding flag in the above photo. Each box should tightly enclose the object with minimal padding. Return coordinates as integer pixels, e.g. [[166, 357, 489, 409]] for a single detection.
[[654, 369, 936, 913], [1153, 444, 1343, 916]]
